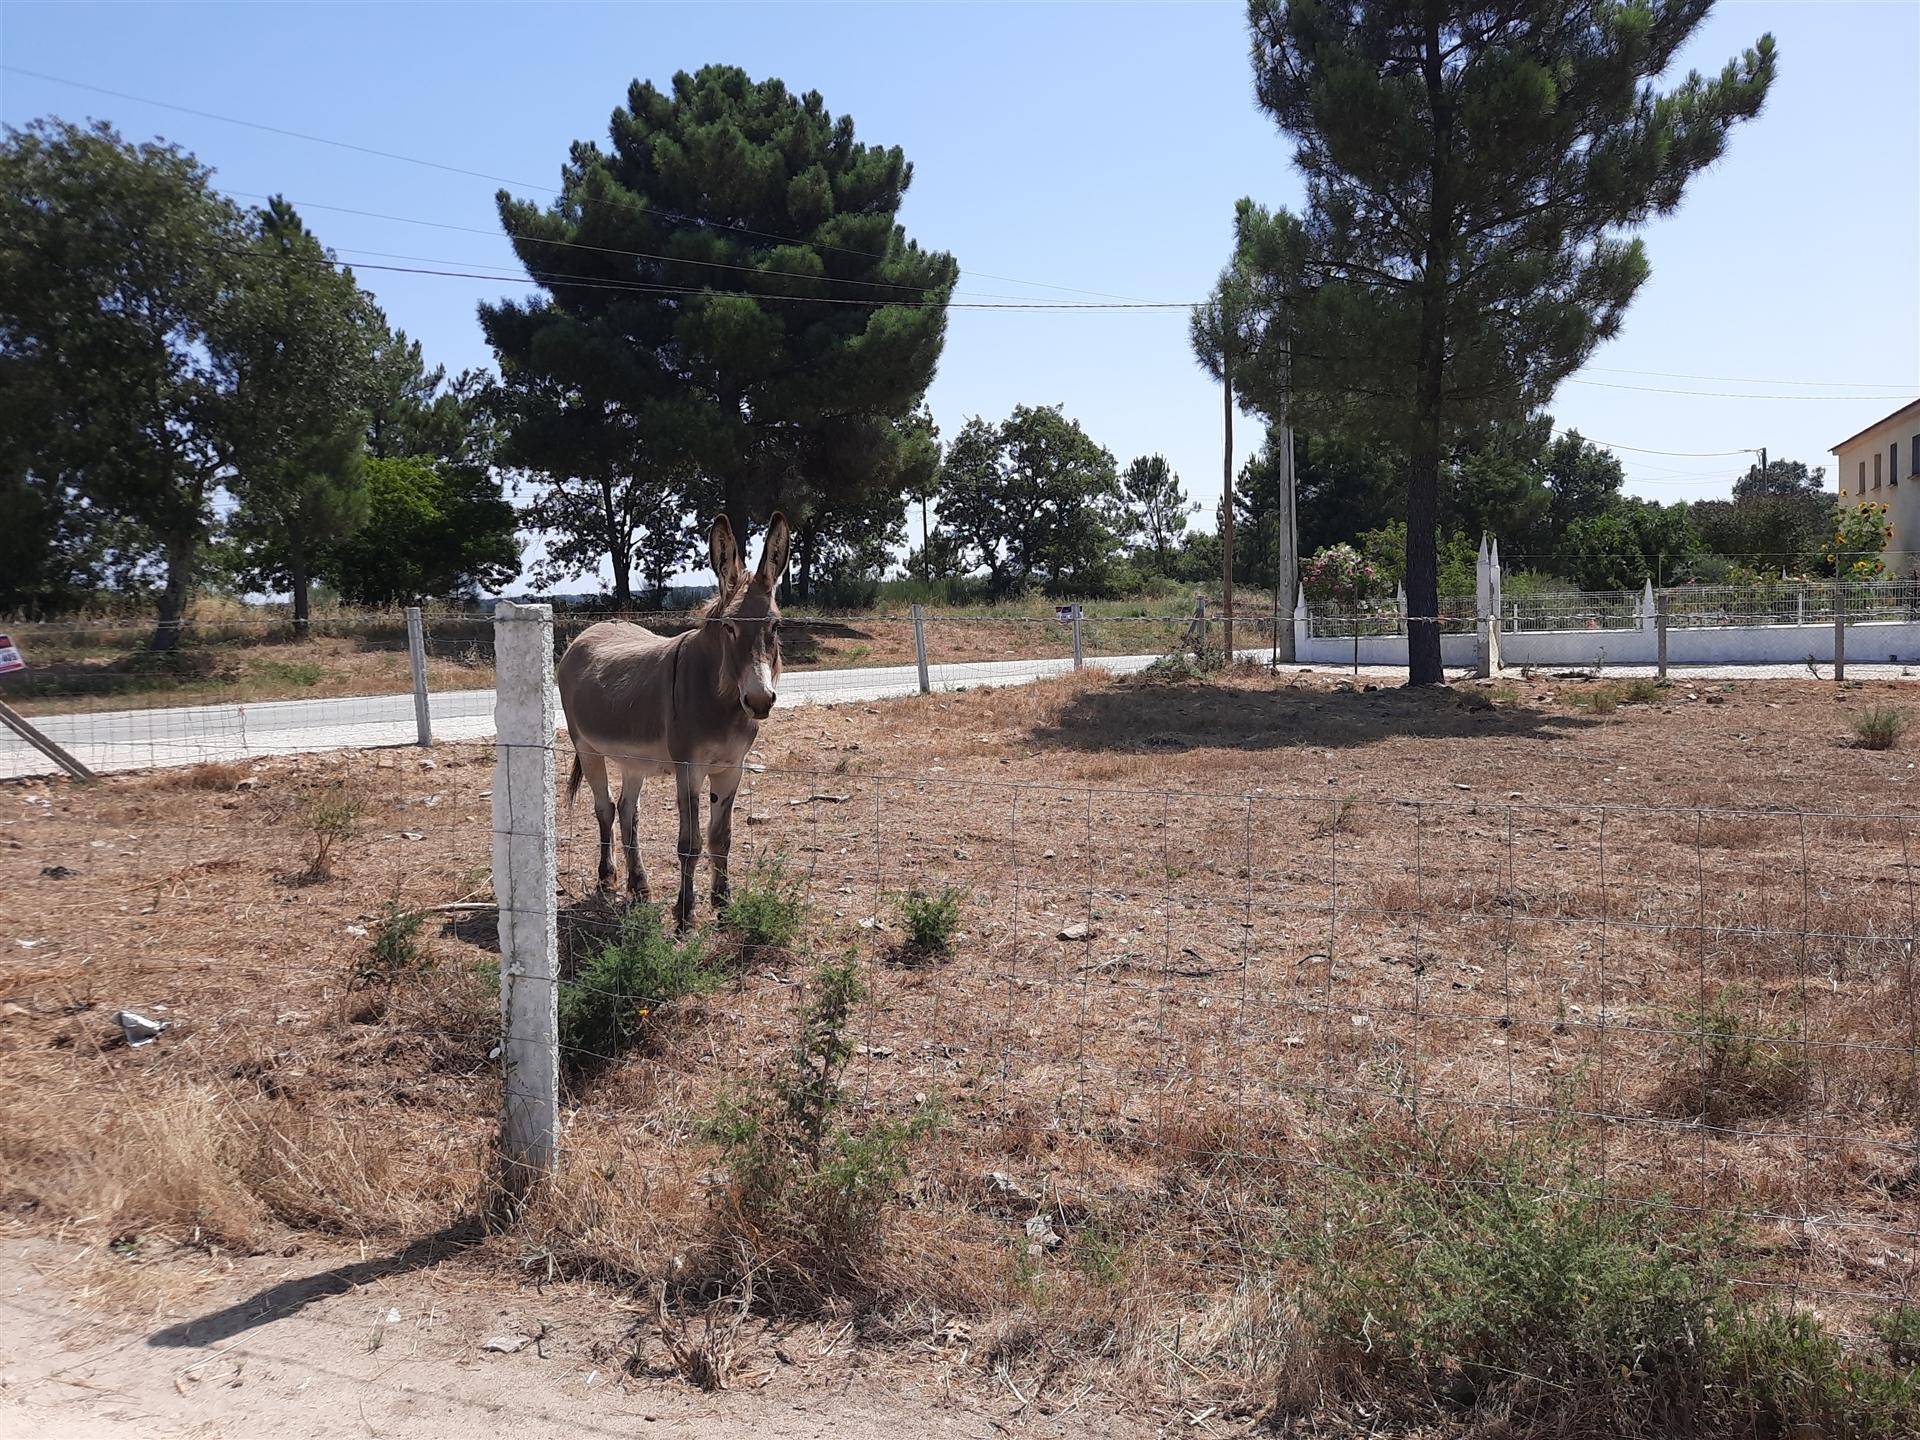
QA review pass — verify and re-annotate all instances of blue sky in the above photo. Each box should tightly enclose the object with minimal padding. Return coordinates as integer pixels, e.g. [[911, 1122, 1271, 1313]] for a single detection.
[[4, 1, 1917, 583]]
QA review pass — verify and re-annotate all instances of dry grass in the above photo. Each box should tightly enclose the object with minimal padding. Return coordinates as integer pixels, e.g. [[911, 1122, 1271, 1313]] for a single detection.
[[8, 671, 1920, 1422]]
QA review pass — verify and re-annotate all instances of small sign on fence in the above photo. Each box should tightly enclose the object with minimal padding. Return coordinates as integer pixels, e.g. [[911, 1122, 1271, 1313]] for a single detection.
[[0, 634, 24, 675], [1054, 605, 1082, 625]]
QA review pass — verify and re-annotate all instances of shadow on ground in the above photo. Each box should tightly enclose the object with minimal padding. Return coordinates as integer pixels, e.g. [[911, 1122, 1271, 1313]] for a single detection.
[[1026, 676, 1597, 754], [145, 1219, 485, 1349]]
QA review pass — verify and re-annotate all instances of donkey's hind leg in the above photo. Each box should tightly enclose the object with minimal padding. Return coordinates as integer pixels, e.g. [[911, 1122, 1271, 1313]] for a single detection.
[[578, 749, 617, 893], [616, 765, 651, 902], [672, 762, 704, 932]]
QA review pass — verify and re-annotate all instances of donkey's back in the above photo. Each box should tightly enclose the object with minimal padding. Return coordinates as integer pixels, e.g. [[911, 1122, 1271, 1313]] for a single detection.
[[556, 621, 679, 770]]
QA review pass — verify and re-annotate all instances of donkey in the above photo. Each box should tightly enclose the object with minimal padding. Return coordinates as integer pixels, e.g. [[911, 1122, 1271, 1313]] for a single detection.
[[557, 513, 787, 929]]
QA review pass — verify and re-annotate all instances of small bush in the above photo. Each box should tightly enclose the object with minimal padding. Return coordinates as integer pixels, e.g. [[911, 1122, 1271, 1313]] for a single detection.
[[299, 778, 364, 880], [705, 954, 940, 1303], [259, 660, 325, 687], [350, 902, 428, 989], [719, 856, 806, 950], [1852, 704, 1909, 750], [1574, 678, 1663, 714], [559, 904, 720, 1069], [896, 885, 963, 957], [1653, 992, 1806, 1125]]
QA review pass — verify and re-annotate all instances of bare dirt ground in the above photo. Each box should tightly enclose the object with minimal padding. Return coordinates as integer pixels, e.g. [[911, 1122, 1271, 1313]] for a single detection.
[[4, 667, 1920, 1433], [0, 1235, 1145, 1440]]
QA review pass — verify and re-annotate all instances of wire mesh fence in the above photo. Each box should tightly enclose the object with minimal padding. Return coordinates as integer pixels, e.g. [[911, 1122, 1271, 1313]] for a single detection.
[[10, 639, 1920, 1413]]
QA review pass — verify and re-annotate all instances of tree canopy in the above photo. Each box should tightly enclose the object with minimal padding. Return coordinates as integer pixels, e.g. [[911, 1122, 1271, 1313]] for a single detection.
[[479, 65, 957, 601]]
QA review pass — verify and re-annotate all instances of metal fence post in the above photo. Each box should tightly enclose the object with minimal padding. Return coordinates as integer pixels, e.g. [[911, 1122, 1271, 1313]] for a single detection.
[[405, 606, 432, 747], [911, 603, 931, 695], [1656, 596, 1669, 680], [1834, 577, 1847, 682], [492, 600, 559, 1198], [1071, 605, 1084, 670]]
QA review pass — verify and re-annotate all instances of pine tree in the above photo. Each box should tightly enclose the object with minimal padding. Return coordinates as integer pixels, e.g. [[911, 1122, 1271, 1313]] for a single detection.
[[1121, 455, 1198, 572], [480, 65, 956, 584], [1232, 0, 1775, 683]]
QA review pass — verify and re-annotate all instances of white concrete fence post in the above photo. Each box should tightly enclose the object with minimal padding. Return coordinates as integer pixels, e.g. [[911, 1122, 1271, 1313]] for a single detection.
[[491, 600, 560, 1198], [405, 606, 432, 747], [1071, 605, 1084, 670], [911, 604, 931, 695], [1834, 577, 1847, 682]]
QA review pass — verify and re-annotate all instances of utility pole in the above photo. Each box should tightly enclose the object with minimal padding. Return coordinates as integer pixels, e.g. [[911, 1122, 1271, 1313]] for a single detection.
[[1222, 345, 1235, 661], [1274, 332, 1298, 664]]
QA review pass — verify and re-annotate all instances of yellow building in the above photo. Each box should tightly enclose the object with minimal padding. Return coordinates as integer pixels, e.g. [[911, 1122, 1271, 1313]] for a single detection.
[[1832, 399, 1920, 572]]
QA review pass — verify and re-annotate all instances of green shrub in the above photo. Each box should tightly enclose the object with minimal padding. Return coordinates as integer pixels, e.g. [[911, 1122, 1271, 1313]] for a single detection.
[[298, 777, 364, 880], [351, 902, 427, 988], [896, 885, 963, 957], [1575, 678, 1663, 714], [1285, 1124, 1920, 1435], [1654, 992, 1806, 1124], [719, 855, 806, 950], [1852, 704, 1909, 751], [705, 954, 940, 1301], [259, 659, 325, 687], [559, 903, 720, 1068]]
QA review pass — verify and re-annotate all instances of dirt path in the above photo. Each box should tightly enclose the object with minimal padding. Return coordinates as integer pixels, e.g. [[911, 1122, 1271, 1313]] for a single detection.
[[0, 1239, 1156, 1440]]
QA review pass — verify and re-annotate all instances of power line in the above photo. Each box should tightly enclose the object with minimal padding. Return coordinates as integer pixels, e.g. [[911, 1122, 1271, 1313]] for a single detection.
[[1566, 378, 1907, 402], [1584, 364, 1916, 390], [193, 241, 1192, 310], [0, 63, 1152, 304], [1556, 431, 1758, 458]]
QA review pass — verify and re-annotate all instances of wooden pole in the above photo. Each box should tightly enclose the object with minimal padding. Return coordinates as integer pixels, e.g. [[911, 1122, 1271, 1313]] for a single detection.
[[406, 606, 433, 747], [0, 699, 95, 782]]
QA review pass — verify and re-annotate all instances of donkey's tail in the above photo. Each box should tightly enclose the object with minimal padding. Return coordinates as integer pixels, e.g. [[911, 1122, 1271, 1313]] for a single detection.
[[566, 752, 582, 806]]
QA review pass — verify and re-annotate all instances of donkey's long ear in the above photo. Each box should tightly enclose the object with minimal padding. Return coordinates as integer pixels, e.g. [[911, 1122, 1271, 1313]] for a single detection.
[[754, 512, 791, 593], [708, 515, 744, 590]]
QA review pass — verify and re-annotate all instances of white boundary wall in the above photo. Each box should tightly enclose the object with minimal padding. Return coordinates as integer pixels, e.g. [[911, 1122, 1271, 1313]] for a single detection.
[[1293, 542, 1920, 670]]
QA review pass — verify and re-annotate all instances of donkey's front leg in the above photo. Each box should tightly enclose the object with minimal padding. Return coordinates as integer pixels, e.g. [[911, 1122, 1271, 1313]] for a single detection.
[[707, 763, 743, 910], [673, 763, 703, 931]]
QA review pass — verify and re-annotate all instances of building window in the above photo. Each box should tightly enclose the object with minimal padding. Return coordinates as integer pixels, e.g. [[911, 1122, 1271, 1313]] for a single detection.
[[1913, 434, 1920, 477], [1894, 442, 1902, 487], [1875, 452, 1883, 488], [1861, 461, 1868, 494]]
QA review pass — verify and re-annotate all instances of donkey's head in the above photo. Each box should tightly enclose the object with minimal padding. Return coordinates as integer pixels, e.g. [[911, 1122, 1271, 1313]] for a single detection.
[[707, 512, 789, 721]]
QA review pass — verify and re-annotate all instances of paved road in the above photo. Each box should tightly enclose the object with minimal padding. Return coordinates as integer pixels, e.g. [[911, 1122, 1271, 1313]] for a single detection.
[[0, 652, 1171, 779], [4, 653, 1913, 780]]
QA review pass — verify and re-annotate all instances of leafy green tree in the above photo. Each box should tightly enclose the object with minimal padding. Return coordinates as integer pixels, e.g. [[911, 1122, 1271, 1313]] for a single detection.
[[1691, 456, 1831, 573], [0, 120, 247, 646], [480, 65, 957, 556], [220, 198, 377, 634], [896, 407, 943, 580], [1121, 455, 1197, 572], [1563, 499, 1703, 590], [1291, 430, 1404, 557], [1540, 431, 1626, 558], [321, 456, 520, 604], [936, 406, 1124, 596], [1231, 2, 1775, 683]]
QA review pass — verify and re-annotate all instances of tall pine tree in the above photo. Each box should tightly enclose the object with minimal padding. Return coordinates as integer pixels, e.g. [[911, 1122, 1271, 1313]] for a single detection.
[[1232, 1, 1775, 683], [480, 65, 956, 591]]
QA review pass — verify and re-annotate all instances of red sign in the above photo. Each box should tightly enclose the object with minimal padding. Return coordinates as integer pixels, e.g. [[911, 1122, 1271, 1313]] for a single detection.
[[0, 635, 23, 675]]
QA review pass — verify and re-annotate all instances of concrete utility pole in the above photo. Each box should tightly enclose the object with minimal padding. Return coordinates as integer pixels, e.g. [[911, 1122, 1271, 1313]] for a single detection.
[[1273, 334, 1298, 663]]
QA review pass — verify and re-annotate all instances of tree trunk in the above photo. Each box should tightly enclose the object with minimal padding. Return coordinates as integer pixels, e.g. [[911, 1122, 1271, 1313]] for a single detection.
[[600, 477, 631, 608], [1407, 8, 1452, 688], [290, 546, 311, 641], [797, 526, 816, 602], [1221, 359, 1235, 661], [149, 533, 196, 653]]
